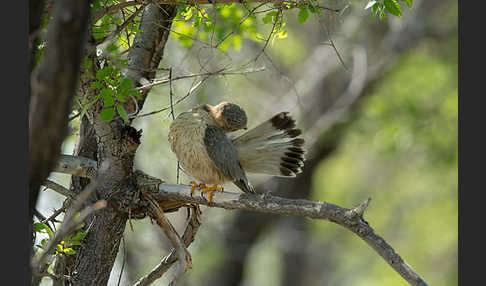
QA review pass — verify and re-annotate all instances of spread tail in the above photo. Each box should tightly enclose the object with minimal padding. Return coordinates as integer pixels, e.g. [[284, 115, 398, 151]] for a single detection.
[[233, 112, 305, 177]]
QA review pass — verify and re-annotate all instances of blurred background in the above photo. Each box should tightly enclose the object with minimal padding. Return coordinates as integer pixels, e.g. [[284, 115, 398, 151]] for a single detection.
[[38, 0, 457, 285]]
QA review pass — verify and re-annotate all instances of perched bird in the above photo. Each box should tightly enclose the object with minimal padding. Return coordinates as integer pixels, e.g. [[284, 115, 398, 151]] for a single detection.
[[168, 102, 305, 202]]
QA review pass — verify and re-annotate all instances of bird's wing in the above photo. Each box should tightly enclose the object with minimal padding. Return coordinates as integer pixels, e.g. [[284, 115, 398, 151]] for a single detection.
[[232, 112, 305, 177], [204, 125, 254, 193]]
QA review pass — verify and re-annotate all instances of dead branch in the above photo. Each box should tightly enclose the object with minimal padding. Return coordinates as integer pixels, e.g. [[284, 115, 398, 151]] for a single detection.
[[44, 180, 73, 198], [145, 195, 192, 285], [147, 183, 430, 286], [133, 202, 202, 286], [134, 66, 266, 91]]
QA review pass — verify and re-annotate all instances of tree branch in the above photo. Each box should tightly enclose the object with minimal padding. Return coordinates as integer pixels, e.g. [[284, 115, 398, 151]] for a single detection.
[[44, 179, 73, 198], [144, 195, 192, 285], [145, 183, 430, 286], [92, 0, 341, 22], [49, 158, 429, 286], [133, 205, 201, 286], [53, 154, 97, 178]]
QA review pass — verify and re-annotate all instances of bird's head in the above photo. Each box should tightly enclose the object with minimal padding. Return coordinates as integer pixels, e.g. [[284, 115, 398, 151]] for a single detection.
[[195, 102, 248, 132]]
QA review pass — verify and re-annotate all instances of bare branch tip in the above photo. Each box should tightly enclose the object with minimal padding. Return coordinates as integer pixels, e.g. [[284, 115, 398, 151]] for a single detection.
[[352, 197, 371, 217]]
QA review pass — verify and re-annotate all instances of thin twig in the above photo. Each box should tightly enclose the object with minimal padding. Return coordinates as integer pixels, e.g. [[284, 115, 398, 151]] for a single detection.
[[43, 180, 73, 198], [52, 155, 97, 178], [42, 205, 69, 225], [319, 11, 348, 71], [68, 112, 81, 122], [169, 68, 175, 120], [32, 163, 111, 277], [214, 2, 268, 48], [34, 209, 56, 233], [133, 204, 201, 286], [168, 67, 181, 184], [145, 195, 191, 286], [135, 76, 205, 118], [94, 4, 146, 46], [133, 66, 264, 94], [254, 5, 283, 63], [117, 237, 127, 286]]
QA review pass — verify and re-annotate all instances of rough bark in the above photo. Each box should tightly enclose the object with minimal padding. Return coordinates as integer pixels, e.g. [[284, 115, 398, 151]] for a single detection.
[[52, 116, 98, 286], [53, 4, 178, 286]]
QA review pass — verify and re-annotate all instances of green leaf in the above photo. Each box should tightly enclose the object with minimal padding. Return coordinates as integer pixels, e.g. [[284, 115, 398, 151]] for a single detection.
[[71, 231, 86, 241], [106, 43, 118, 53], [90, 81, 103, 89], [262, 13, 272, 24], [183, 7, 193, 21], [99, 88, 114, 99], [379, 9, 386, 20], [33, 222, 49, 233], [96, 67, 111, 81], [371, 2, 380, 15], [129, 89, 141, 99], [193, 11, 203, 27], [308, 4, 317, 14], [84, 57, 92, 70], [119, 77, 133, 91], [298, 8, 309, 24], [263, 11, 278, 24], [104, 97, 115, 108], [63, 248, 76, 255], [203, 21, 213, 32], [116, 105, 129, 123], [116, 91, 127, 103], [100, 108, 115, 122], [80, 98, 98, 120], [40, 238, 48, 248], [365, 1, 378, 10], [401, 0, 412, 8], [384, 0, 402, 17]]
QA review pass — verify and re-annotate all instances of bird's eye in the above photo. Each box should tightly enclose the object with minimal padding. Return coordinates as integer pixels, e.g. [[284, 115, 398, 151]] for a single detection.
[[202, 105, 211, 112]]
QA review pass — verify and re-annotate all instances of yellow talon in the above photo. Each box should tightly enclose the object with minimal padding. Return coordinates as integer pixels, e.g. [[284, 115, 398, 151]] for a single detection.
[[189, 181, 206, 196], [201, 184, 223, 203], [189, 181, 198, 196]]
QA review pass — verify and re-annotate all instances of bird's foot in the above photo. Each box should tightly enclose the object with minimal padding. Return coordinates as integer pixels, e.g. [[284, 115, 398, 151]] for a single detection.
[[189, 181, 206, 196], [200, 184, 223, 203]]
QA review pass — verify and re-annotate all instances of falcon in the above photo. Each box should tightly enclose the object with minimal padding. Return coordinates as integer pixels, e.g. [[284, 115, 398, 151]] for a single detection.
[[168, 102, 305, 202]]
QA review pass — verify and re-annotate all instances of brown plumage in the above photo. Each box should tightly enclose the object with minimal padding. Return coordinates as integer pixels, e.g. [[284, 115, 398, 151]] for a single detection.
[[168, 102, 305, 200]]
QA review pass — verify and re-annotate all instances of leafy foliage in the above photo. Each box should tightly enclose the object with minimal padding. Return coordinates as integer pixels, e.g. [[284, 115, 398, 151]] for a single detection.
[[365, 0, 413, 20], [80, 58, 140, 123], [170, 1, 326, 51], [33, 222, 88, 256]]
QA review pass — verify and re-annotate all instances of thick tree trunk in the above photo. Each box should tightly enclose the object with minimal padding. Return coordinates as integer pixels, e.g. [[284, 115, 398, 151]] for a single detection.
[[53, 4, 178, 285]]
